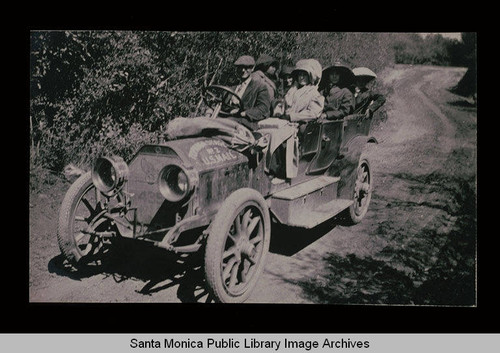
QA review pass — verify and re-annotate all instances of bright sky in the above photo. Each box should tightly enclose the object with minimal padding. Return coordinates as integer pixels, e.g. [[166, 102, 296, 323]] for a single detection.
[[419, 32, 462, 40]]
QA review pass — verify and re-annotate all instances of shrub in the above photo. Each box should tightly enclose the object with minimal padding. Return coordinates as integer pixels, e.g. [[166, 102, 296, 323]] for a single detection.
[[30, 31, 401, 191]]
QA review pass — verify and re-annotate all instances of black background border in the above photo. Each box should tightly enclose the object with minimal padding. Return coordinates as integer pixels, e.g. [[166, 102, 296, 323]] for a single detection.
[[15, 5, 492, 335]]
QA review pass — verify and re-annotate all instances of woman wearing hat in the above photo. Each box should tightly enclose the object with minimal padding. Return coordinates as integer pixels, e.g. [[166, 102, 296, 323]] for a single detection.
[[281, 58, 324, 123], [352, 67, 386, 118], [268, 59, 324, 182], [319, 62, 355, 120]]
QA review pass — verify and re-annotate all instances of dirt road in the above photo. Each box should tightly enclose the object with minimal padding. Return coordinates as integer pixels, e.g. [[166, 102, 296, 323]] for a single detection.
[[29, 64, 477, 305]]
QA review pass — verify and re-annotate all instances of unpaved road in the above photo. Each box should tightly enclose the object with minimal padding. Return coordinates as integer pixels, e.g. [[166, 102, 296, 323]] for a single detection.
[[29, 64, 477, 305]]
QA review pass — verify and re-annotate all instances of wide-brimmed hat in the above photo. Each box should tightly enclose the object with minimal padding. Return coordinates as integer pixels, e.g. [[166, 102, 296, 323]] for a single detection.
[[353, 67, 377, 79], [234, 55, 255, 66], [321, 61, 355, 86]]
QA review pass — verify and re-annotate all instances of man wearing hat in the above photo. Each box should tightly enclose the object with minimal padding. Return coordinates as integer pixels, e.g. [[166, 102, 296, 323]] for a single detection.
[[278, 64, 295, 98], [252, 54, 280, 100], [270, 64, 295, 117], [352, 67, 386, 118], [229, 55, 272, 130]]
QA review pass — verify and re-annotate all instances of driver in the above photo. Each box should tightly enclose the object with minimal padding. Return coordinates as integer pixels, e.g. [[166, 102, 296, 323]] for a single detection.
[[227, 55, 272, 130]]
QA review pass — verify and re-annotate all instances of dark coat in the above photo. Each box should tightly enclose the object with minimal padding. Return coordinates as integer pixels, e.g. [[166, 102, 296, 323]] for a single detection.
[[322, 85, 355, 120], [252, 70, 277, 100], [231, 77, 271, 124], [354, 87, 386, 114]]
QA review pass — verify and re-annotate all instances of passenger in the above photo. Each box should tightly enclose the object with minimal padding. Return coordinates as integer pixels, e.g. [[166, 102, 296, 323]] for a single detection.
[[352, 67, 386, 118], [252, 54, 280, 100], [280, 59, 325, 123], [278, 64, 295, 98], [271, 64, 295, 117], [268, 59, 324, 182], [228, 55, 272, 130], [319, 61, 355, 120]]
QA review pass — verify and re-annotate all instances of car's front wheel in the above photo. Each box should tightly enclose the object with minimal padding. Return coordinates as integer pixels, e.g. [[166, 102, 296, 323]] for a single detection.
[[57, 172, 118, 267], [204, 188, 270, 303]]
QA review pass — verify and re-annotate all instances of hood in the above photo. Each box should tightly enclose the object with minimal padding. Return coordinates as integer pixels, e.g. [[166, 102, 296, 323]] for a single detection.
[[165, 117, 268, 156], [292, 59, 322, 86]]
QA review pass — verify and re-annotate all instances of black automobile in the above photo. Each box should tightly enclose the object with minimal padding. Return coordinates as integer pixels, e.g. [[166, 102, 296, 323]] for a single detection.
[[57, 85, 376, 303]]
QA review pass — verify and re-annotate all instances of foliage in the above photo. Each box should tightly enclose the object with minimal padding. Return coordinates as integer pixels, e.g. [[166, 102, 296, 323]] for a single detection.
[[391, 32, 475, 66], [31, 31, 469, 189], [449, 33, 477, 97], [30, 31, 300, 179], [293, 32, 395, 74]]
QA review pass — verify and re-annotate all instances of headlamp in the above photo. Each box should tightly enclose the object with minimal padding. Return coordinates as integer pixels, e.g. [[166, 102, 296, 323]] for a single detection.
[[158, 164, 195, 202], [92, 155, 129, 195]]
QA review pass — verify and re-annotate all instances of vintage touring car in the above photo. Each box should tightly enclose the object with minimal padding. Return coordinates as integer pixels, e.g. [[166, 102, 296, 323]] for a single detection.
[[57, 84, 377, 303]]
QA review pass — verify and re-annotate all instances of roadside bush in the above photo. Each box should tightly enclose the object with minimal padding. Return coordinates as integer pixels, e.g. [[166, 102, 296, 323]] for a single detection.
[[391, 32, 475, 67], [293, 32, 394, 74], [30, 31, 399, 190]]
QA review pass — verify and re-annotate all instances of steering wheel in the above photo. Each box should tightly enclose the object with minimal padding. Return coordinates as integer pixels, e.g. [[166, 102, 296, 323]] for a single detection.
[[204, 85, 242, 117]]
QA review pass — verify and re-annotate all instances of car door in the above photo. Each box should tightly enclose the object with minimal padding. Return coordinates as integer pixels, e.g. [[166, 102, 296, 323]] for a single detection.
[[306, 119, 344, 174], [341, 114, 372, 148], [299, 120, 321, 156]]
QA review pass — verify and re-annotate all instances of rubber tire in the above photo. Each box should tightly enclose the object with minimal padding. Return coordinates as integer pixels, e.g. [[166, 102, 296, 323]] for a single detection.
[[57, 171, 107, 265], [204, 188, 271, 303], [345, 158, 372, 225]]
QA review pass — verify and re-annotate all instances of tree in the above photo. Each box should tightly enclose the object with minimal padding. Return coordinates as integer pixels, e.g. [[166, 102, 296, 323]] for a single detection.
[[30, 30, 399, 185], [450, 33, 477, 98]]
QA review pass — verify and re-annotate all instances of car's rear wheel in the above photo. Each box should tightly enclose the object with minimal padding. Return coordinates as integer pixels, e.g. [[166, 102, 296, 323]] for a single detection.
[[204, 188, 270, 303], [57, 172, 118, 267], [345, 158, 372, 224]]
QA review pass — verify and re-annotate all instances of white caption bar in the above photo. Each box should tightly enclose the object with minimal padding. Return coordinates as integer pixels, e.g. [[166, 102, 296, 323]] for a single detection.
[[0, 334, 498, 353]]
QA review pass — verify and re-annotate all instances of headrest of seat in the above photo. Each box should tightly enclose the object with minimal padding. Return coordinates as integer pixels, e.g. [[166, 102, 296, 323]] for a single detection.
[[257, 118, 290, 129]]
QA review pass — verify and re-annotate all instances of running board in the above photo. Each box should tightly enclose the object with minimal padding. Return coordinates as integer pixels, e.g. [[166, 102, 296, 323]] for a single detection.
[[272, 176, 339, 200], [269, 176, 352, 228], [288, 199, 353, 228]]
